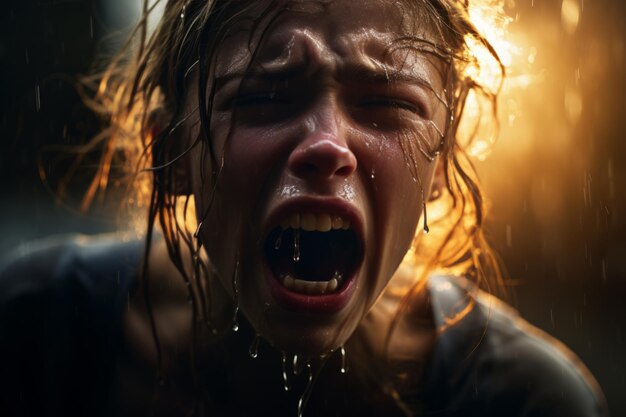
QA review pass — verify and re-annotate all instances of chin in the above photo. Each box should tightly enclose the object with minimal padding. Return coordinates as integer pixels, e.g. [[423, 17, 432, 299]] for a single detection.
[[247, 307, 359, 357]]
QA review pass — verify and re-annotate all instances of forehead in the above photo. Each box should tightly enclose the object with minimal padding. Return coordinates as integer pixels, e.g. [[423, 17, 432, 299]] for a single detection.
[[214, 0, 443, 87]]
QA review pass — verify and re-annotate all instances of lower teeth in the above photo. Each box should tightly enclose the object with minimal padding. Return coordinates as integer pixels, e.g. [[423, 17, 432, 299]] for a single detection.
[[281, 274, 343, 295]]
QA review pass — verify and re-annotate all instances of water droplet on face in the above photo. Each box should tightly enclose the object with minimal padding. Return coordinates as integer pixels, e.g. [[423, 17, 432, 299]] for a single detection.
[[249, 335, 260, 358], [340, 346, 348, 374], [293, 229, 300, 262]]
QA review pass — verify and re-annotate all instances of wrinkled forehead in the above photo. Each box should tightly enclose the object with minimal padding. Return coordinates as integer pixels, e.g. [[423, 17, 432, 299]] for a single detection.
[[214, 0, 444, 89]]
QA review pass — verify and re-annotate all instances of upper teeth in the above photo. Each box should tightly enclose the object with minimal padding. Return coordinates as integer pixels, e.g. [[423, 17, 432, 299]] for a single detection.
[[281, 213, 350, 232]]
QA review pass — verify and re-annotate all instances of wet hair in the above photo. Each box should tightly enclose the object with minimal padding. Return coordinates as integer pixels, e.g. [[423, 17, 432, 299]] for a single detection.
[[79, 0, 506, 414]]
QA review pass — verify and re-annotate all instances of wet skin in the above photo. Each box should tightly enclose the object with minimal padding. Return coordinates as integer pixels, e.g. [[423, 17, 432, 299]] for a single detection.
[[187, 0, 448, 356]]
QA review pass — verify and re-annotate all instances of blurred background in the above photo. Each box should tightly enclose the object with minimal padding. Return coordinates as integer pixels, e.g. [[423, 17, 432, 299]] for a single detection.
[[1, 0, 624, 414]]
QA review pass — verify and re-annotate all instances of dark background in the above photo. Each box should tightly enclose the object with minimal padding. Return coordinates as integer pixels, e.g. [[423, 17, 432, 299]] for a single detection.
[[1, 0, 625, 415]]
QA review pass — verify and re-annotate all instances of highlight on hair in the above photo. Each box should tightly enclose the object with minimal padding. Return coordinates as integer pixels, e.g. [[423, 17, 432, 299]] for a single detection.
[[75, 0, 509, 413]]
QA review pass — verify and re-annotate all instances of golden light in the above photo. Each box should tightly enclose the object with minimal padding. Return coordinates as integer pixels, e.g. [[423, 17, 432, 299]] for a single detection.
[[561, 0, 581, 35]]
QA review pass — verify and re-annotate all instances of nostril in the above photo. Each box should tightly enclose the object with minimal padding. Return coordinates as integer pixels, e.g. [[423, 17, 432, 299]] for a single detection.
[[334, 165, 354, 177], [296, 163, 320, 177]]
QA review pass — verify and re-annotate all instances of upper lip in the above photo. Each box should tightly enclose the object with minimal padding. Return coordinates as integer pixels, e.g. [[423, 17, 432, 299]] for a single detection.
[[263, 196, 365, 243]]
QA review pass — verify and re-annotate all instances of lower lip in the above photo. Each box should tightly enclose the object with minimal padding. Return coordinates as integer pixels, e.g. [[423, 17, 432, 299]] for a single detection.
[[263, 264, 358, 314]]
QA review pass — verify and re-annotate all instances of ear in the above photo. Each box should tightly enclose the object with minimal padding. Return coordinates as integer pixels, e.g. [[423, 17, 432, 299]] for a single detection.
[[147, 108, 193, 196], [428, 157, 445, 201]]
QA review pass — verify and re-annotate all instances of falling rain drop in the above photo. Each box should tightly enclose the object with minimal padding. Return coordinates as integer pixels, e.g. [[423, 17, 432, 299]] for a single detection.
[[89, 15, 94, 38], [339, 346, 348, 374], [180, 4, 186, 19], [293, 229, 301, 262], [297, 362, 313, 417], [249, 335, 260, 359], [282, 354, 291, 391], [35, 84, 41, 112], [370, 168, 376, 179]]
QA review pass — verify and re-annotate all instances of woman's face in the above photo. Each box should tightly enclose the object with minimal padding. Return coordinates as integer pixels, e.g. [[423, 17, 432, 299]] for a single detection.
[[189, 0, 448, 355]]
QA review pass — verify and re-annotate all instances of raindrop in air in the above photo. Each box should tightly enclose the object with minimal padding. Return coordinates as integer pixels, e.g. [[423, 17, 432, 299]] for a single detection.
[[35, 84, 41, 112]]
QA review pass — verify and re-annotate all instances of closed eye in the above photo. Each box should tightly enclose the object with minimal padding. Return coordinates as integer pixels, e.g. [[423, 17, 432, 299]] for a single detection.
[[233, 92, 290, 107], [360, 97, 427, 118]]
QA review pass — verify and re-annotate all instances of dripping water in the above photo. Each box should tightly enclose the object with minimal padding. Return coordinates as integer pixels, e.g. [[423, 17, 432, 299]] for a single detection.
[[282, 353, 291, 391], [274, 229, 283, 250], [292, 354, 302, 375], [339, 346, 348, 374], [231, 309, 239, 332], [249, 335, 260, 359], [297, 362, 313, 417], [293, 229, 301, 262], [422, 200, 429, 234], [231, 256, 240, 332]]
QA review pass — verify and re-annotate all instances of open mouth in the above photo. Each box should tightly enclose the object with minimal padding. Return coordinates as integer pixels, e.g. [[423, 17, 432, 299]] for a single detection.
[[263, 212, 363, 297]]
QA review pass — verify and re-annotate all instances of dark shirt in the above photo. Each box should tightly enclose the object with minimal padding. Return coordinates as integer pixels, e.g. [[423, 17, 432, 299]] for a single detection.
[[0, 235, 609, 417]]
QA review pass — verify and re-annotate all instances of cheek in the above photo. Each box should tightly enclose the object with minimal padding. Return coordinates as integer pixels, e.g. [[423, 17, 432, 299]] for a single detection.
[[360, 133, 434, 275]]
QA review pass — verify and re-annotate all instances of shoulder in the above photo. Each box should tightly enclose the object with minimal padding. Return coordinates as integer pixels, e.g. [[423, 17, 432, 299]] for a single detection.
[[423, 275, 609, 417], [0, 234, 144, 415], [0, 233, 143, 300]]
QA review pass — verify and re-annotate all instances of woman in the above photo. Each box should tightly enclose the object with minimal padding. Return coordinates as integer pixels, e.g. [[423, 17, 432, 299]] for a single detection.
[[0, 0, 609, 416]]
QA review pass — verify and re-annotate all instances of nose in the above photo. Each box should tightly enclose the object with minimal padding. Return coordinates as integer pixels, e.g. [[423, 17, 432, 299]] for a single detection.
[[287, 114, 357, 181]]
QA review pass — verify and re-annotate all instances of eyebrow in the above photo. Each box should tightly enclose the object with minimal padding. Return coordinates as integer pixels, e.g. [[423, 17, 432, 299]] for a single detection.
[[214, 64, 306, 92], [214, 62, 436, 92], [337, 63, 436, 89]]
